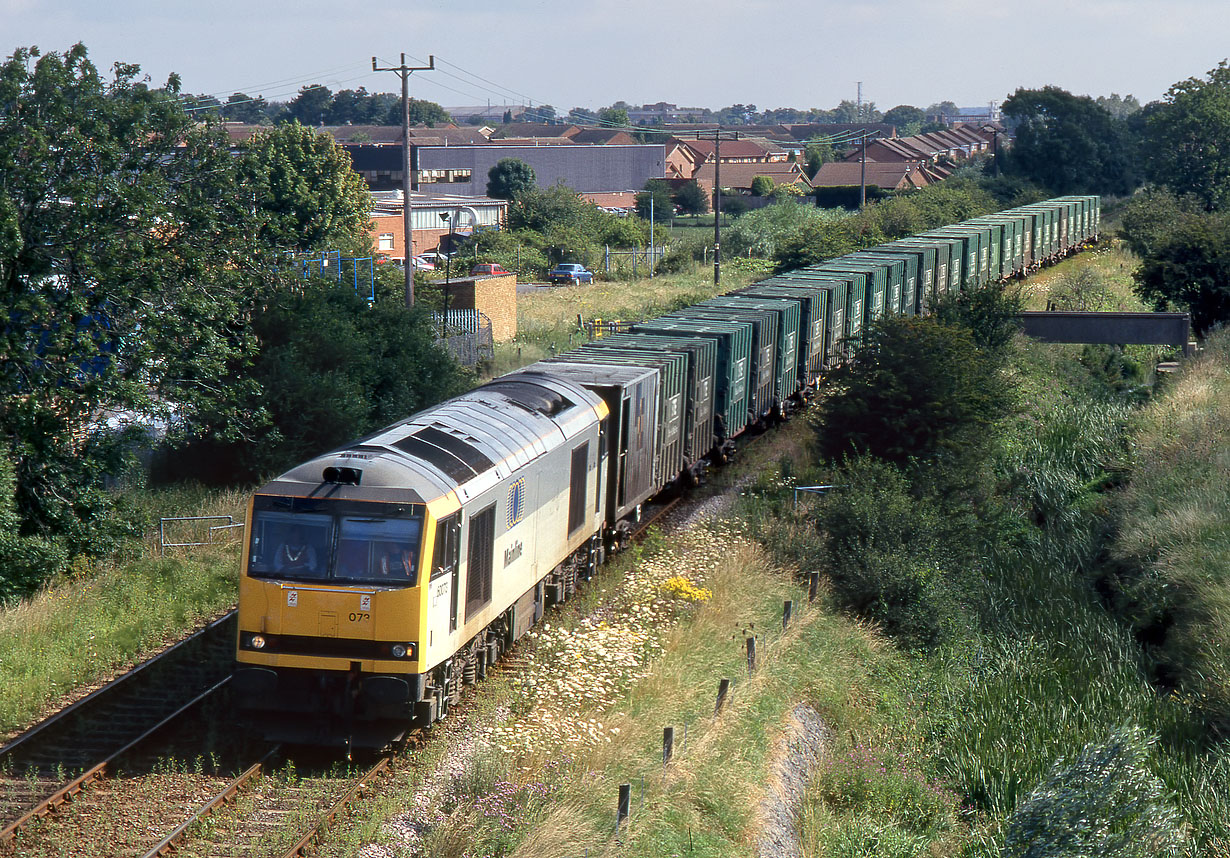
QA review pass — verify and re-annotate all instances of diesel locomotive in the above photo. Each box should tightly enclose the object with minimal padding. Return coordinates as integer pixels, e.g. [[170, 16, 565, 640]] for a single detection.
[[233, 196, 1100, 749]]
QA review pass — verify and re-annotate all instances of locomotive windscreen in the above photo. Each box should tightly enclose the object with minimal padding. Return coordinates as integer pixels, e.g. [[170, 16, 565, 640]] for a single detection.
[[247, 496, 424, 587]]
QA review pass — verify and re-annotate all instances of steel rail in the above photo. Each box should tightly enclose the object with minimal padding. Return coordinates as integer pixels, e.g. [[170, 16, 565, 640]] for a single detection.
[[276, 755, 392, 858], [0, 675, 231, 845], [0, 609, 237, 761], [138, 746, 281, 858]]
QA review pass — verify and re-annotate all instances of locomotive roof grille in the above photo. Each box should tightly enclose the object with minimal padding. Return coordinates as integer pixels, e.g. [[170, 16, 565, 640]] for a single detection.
[[480, 380, 574, 416], [392, 435, 480, 483], [411, 425, 496, 475]]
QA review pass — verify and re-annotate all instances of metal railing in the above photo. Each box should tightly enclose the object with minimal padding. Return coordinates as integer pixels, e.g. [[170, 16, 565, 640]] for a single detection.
[[159, 516, 244, 553]]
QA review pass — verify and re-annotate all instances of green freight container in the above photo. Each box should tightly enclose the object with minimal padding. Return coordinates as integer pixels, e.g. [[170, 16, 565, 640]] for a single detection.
[[849, 251, 918, 316], [877, 241, 937, 313], [925, 228, 980, 290], [767, 273, 859, 352], [808, 261, 887, 331], [671, 305, 778, 420], [547, 348, 686, 488], [592, 333, 717, 465], [737, 284, 829, 382], [632, 317, 753, 441], [700, 296, 801, 402], [962, 220, 1002, 281]]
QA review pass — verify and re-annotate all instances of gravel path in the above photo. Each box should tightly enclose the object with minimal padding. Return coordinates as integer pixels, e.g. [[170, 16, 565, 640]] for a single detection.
[[756, 703, 830, 858]]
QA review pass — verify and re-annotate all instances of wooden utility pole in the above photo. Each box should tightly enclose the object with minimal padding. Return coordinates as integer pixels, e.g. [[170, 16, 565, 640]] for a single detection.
[[373, 53, 434, 307], [696, 130, 739, 286]]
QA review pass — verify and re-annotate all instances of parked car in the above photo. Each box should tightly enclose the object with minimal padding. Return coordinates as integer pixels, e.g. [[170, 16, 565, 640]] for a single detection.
[[410, 255, 435, 271], [470, 263, 510, 276], [547, 263, 594, 285]]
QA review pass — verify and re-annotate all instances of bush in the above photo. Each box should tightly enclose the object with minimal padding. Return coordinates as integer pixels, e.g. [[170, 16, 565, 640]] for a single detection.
[[816, 457, 969, 648], [1002, 726, 1187, 858]]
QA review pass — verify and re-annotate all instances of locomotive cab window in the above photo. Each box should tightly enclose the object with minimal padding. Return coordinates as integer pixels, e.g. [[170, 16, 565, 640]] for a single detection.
[[334, 517, 422, 585], [247, 496, 423, 587]]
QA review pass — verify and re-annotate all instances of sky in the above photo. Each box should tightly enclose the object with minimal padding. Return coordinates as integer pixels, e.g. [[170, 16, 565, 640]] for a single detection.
[[3, 0, 1229, 116]]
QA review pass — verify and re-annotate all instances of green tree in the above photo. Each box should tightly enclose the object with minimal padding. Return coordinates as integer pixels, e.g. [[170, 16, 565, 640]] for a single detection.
[[1001, 86, 1138, 195], [1132, 209, 1230, 335], [597, 106, 630, 126], [749, 175, 775, 197], [1002, 727, 1187, 858], [400, 97, 451, 127], [1146, 61, 1230, 210], [287, 84, 333, 125], [883, 104, 925, 135], [1118, 187, 1205, 258], [487, 158, 537, 200], [239, 122, 373, 253], [0, 44, 267, 544], [803, 142, 833, 179], [673, 180, 709, 216], [173, 285, 471, 482], [635, 179, 674, 222], [817, 315, 1013, 469]]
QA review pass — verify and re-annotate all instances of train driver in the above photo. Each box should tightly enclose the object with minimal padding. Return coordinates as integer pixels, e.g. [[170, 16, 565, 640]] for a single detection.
[[379, 543, 417, 584], [275, 526, 319, 574]]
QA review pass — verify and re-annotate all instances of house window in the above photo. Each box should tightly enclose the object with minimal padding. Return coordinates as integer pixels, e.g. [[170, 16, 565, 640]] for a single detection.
[[378, 233, 395, 251]]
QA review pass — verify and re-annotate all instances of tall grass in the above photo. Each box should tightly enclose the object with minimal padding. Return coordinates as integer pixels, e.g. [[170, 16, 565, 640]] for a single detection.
[[0, 485, 247, 734], [1110, 331, 1230, 728]]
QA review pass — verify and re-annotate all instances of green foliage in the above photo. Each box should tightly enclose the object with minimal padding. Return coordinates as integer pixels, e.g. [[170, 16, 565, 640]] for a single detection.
[[486, 158, 536, 201], [1001, 726, 1187, 858], [1108, 331, 1230, 729], [1001, 86, 1139, 195], [999, 400, 1129, 533], [817, 315, 1014, 470], [1145, 61, 1230, 211], [1118, 187, 1206, 259], [816, 457, 970, 648], [725, 201, 847, 259], [1131, 208, 1230, 334], [635, 179, 674, 222], [672, 179, 709, 216], [239, 122, 374, 253], [170, 285, 471, 482], [0, 44, 270, 546], [929, 282, 1024, 356], [882, 104, 925, 136], [749, 175, 775, 197], [803, 142, 834, 179]]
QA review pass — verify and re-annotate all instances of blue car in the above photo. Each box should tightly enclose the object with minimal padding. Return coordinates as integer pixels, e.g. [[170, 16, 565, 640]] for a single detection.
[[547, 263, 594, 285]]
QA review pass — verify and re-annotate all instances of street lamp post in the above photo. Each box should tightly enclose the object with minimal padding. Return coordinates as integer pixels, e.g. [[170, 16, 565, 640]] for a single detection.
[[439, 211, 452, 318]]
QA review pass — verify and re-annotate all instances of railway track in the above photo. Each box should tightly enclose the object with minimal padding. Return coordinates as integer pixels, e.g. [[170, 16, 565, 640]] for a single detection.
[[0, 610, 237, 847], [139, 749, 392, 858]]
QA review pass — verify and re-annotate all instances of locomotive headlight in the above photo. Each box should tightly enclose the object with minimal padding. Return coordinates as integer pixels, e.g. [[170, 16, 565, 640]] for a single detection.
[[391, 643, 408, 659], [250, 634, 267, 650]]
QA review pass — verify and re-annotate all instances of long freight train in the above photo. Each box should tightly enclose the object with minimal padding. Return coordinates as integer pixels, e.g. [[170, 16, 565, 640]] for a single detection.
[[233, 195, 1100, 748]]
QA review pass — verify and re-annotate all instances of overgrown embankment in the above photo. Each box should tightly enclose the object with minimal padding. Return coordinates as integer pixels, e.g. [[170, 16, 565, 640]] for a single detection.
[[747, 283, 1230, 855], [1109, 331, 1230, 725]]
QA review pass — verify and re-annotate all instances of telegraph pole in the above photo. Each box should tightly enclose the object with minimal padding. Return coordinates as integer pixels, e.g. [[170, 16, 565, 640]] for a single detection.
[[697, 129, 738, 286], [373, 52, 434, 307]]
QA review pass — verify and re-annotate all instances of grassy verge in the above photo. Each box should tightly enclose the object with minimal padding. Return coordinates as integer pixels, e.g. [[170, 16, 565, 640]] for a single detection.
[[0, 486, 246, 735], [1109, 331, 1230, 726]]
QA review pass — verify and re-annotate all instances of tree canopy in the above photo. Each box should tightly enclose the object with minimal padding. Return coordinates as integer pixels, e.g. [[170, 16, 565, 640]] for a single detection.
[[1001, 86, 1139, 195], [0, 45, 273, 543], [487, 158, 537, 200], [1145, 61, 1230, 211], [816, 314, 1014, 469], [239, 122, 374, 253], [1132, 209, 1230, 335], [635, 179, 675, 222]]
